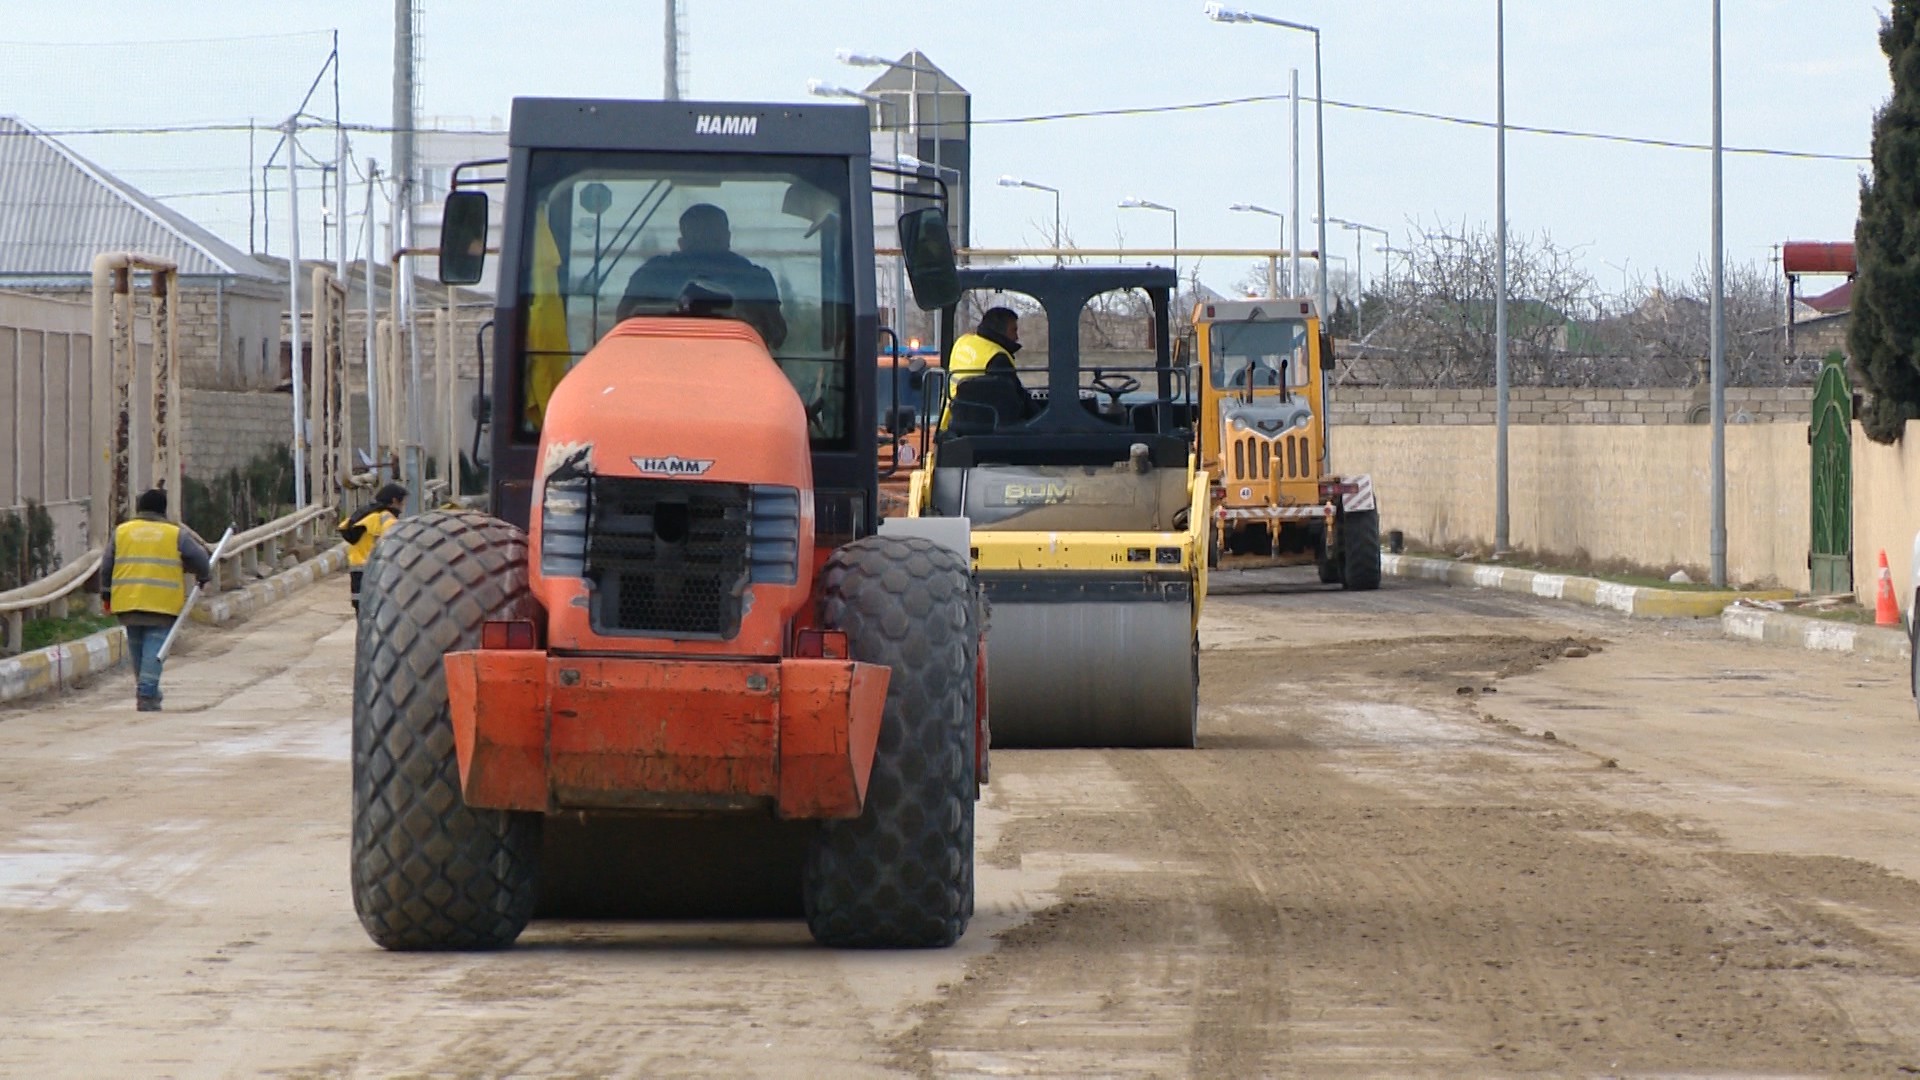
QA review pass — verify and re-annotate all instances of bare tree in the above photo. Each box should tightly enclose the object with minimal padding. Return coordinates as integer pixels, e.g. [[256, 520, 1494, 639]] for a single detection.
[[1357, 222, 1596, 388]]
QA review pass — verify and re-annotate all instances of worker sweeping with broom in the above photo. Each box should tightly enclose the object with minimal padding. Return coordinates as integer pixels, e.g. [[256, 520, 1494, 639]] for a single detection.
[[98, 488, 212, 713]]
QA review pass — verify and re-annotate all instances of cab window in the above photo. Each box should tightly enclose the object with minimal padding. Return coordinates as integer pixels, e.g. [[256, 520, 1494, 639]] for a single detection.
[[514, 150, 854, 444], [1209, 318, 1311, 390]]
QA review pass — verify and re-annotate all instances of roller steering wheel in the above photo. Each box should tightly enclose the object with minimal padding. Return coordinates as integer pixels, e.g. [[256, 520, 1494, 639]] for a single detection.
[[1088, 371, 1141, 410]]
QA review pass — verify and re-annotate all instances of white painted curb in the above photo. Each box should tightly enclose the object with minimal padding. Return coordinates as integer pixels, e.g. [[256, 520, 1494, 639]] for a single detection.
[[0, 543, 347, 706]]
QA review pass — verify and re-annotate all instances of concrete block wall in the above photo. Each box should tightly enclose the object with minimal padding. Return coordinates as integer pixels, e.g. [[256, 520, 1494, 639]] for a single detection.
[[7, 280, 284, 391], [180, 390, 294, 481], [1327, 386, 1815, 426], [1333, 423, 1813, 591]]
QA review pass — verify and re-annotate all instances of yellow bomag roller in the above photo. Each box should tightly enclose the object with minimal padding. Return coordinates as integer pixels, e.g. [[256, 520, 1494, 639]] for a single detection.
[[905, 267, 1206, 748]]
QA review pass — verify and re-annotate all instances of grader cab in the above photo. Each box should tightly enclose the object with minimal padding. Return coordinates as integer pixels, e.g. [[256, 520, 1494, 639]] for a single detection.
[[349, 98, 985, 951]]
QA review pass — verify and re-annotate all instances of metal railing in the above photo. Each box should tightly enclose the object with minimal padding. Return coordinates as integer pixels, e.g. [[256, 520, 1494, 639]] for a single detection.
[[0, 503, 346, 657], [207, 504, 339, 593], [0, 550, 105, 655]]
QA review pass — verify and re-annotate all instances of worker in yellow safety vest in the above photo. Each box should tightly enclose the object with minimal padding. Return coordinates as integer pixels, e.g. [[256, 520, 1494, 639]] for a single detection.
[[941, 306, 1035, 430], [340, 483, 408, 612], [98, 488, 212, 712]]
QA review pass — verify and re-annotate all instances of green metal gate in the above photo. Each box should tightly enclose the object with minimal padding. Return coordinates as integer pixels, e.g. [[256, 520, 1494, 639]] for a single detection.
[[1809, 357, 1853, 595]]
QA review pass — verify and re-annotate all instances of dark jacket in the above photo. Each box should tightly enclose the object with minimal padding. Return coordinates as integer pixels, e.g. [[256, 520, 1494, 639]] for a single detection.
[[617, 250, 788, 348]]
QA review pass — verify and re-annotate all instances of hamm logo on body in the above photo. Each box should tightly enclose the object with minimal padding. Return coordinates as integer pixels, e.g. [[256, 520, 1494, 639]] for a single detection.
[[632, 455, 715, 476], [694, 115, 757, 136]]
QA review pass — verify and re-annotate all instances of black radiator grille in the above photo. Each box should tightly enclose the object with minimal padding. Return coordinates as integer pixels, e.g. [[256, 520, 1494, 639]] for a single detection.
[[586, 478, 751, 638]]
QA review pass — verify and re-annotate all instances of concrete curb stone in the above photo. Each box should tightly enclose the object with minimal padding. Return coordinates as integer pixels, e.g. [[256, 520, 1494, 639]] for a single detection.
[[0, 626, 126, 705], [1380, 553, 1796, 618], [1720, 604, 1911, 663], [0, 543, 347, 707], [193, 544, 348, 626]]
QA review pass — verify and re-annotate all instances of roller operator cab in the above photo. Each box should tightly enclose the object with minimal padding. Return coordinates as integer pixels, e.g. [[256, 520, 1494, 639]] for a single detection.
[[349, 98, 984, 952], [1191, 297, 1382, 590], [906, 267, 1208, 749]]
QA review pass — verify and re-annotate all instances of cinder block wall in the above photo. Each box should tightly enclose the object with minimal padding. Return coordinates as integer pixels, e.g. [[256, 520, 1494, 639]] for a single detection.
[[180, 390, 293, 481]]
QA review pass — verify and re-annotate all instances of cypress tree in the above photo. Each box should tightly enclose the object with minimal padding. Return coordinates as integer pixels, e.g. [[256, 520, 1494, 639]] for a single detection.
[[1852, 2, 1920, 443]]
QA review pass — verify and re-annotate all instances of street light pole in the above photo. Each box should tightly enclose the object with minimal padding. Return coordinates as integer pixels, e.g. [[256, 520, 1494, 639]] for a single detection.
[[1709, 0, 1727, 587], [809, 80, 906, 329], [1206, 5, 1327, 318], [1495, 0, 1511, 556], [1000, 175, 1063, 265], [1230, 203, 1285, 297], [1290, 68, 1301, 296], [1119, 197, 1179, 281]]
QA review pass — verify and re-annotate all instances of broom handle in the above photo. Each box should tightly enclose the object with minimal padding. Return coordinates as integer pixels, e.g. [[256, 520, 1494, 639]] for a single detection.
[[156, 526, 235, 662]]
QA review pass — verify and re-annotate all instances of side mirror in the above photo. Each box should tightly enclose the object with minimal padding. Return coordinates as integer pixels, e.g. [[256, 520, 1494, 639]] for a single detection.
[[897, 207, 960, 311], [438, 190, 490, 286], [906, 354, 928, 376]]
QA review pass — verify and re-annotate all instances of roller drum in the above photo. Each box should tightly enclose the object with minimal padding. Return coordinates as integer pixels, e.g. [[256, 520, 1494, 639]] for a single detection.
[[984, 577, 1198, 748]]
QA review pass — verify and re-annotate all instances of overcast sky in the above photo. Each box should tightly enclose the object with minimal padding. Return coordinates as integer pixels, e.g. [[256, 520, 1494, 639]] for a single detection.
[[0, 1, 1893, 294]]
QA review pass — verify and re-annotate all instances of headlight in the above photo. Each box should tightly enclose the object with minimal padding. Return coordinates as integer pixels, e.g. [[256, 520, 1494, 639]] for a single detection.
[[1230, 416, 1249, 432], [540, 477, 588, 577]]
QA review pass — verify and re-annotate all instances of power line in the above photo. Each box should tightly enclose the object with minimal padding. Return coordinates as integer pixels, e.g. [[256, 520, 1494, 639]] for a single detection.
[[971, 93, 1870, 163], [0, 30, 332, 47], [0, 93, 1869, 163]]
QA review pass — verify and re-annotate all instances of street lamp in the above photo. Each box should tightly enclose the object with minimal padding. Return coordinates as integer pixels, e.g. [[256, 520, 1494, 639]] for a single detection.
[[1000, 175, 1062, 265], [1118, 197, 1178, 281], [838, 50, 946, 183], [1319, 215, 1388, 337], [811, 79, 910, 329], [1229, 202, 1285, 296], [1373, 243, 1408, 294], [1205, 2, 1328, 321], [1709, 0, 1726, 586], [1495, 0, 1511, 557]]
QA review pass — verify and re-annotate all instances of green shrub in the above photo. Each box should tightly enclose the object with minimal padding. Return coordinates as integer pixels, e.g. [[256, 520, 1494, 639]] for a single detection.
[[0, 501, 59, 592]]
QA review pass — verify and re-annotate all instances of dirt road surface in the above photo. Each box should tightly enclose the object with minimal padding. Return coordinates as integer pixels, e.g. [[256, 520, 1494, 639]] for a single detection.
[[4, 569, 1920, 1077]]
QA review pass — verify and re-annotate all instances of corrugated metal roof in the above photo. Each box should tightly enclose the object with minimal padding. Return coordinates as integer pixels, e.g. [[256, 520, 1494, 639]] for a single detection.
[[0, 116, 280, 281]]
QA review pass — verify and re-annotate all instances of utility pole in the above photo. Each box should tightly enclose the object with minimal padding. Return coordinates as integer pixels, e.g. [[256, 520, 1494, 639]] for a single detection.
[[664, 0, 682, 100], [391, 0, 416, 216], [285, 119, 308, 508], [364, 160, 382, 474]]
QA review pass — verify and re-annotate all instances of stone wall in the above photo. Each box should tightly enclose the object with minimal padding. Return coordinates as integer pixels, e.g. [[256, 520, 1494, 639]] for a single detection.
[[1326, 385, 1814, 426]]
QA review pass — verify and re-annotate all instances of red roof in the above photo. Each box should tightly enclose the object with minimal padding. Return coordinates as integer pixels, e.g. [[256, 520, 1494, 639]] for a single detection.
[[1803, 279, 1852, 315]]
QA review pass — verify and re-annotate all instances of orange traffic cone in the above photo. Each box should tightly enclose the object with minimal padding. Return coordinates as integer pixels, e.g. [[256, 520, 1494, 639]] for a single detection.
[[1875, 550, 1901, 627]]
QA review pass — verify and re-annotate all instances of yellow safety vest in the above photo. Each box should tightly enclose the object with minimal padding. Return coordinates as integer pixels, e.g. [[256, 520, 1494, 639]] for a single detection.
[[110, 520, 186, 617], [941, 333, 1012, 430], [340, 509, 397, 568]]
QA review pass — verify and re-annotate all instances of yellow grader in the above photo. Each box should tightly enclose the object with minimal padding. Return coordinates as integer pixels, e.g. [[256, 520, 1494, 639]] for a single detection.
[[1190, 297, 1380, 589]]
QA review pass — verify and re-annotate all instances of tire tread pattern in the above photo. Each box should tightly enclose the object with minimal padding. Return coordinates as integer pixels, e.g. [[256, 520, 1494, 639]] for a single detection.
[[1342, 508, 1383, 592], [351, 510, 542, 950], [803, 535, 977, 949]]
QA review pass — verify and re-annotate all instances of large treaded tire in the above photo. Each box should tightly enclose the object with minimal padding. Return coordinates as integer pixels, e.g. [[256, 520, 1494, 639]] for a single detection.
[[804, 535, 978, 949], [1341, 508, 1383, 592], [351, 510, 542, 950]]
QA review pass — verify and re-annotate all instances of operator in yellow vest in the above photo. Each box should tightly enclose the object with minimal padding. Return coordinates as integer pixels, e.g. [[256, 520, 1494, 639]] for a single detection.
[[339, 483, 407, 612], [941, 306, 1036, 431], [98, 488, 212, 713]]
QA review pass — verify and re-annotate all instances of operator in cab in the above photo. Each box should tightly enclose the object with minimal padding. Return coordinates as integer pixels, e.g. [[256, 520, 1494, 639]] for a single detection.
[[941, 306, 1036, 430], [616, 203, 788, 349]]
